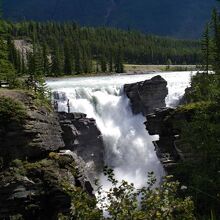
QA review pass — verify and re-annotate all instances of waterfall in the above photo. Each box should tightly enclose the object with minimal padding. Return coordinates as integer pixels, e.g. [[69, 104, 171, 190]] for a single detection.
[[47, 71, 193, 188]]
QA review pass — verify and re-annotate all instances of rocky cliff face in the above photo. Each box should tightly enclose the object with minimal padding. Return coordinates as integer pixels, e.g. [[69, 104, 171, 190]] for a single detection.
[[0, 90, 99, 219], [0, 153, 95, 219], [124, 75, 168, 116], [58, 112, 105, 178], [0, 90, 65, 165], [145, 107, 195, 173]]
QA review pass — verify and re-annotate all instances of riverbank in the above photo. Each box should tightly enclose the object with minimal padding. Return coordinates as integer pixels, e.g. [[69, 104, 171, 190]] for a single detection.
[[46, 65, 197, 80], [124, 64, 197, 73]]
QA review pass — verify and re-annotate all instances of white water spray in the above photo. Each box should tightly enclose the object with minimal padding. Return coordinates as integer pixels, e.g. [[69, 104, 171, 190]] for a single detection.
[[47, 71, 193, 188]]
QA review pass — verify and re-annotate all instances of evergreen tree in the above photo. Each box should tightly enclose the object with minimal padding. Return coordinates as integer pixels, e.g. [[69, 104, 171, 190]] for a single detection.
[[211, 9, 220, 74], [51, 41, 62, 76], [109, 56, 113, 73], [6, 36, 22, 74], [74, 43, 82, 74], [42, 43, 50, 76], [100, 55, 107, 72], [27, 41, 43, 92], [201, 24, 210, 74], [64, 40, 72, 75], [115, 46, 124, 73], [0, 38, 16, 86]]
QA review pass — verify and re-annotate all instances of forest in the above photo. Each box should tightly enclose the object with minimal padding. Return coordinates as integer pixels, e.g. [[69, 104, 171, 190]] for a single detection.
[[0, 20, 201, 79]]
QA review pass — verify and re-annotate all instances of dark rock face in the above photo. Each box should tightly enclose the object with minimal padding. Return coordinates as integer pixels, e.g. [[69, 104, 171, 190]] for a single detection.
[[145, 107, 194, 173], [0, 154, 94, 219], [124, 75, 168, 116], [0, 91, 100, 219], [0, 92, 65, 165], [58, 112, 105, 175]]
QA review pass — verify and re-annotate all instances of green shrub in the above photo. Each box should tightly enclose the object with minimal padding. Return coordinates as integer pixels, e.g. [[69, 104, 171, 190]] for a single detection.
[[0, 96, 27, 126]]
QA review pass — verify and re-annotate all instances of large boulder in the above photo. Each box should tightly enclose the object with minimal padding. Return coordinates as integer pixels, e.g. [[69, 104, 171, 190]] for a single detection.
[[124, 75, 168, 116], [58, 112, 105, 176]]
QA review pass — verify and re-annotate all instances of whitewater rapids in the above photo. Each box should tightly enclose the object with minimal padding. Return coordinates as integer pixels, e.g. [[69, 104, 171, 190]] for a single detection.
[[47, 71, 193, 188]]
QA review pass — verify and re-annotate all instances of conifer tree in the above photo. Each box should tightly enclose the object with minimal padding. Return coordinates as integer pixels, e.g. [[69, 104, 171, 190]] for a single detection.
[[74, 43, 82, 74], [211, 9, 220, 74], [64, 40, 72, 75], [201, 24, 210, 74], [51, 41, 62, 76], [115, 46, 124, 73], [42, 43, 50, 76], [0, 38, 17, 87], [27, 41, 44, 92], [100, 55, 107, 72]]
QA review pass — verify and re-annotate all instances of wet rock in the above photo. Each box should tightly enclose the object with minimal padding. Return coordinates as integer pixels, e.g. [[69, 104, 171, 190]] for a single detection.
[[53, 91, 67, 101], [124, 75, 168, 116], [58, 112, 105, 175]]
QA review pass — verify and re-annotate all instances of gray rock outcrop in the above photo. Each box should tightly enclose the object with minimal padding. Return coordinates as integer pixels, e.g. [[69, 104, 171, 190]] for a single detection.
[[0, 91, 65, 165], [145, 107, 196, 173], [0, 154, 95, 219], [124, 75, 168, 116], [0, 90, 99, 219], [58, 112, 105, 175]]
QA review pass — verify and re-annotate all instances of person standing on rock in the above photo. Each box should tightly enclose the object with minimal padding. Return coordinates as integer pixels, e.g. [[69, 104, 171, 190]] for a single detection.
[[67, 99, 70, 113], [54, 100, 58, 111]]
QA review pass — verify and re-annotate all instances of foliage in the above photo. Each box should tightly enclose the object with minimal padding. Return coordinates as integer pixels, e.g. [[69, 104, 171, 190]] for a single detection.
[[1, 21, 201, 76], [186, 74, 219, 102], [0, 37, 17, 87], [95, 168, 195, 220], [0, 96, 26, 126], [175, 102, 220, 218], [173, 12, 220, 214]]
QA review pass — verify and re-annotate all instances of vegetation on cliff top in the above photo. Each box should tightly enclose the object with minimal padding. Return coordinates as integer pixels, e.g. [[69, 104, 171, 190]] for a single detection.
[[0, 96, 26, 126], [168, 4, 220, 218]]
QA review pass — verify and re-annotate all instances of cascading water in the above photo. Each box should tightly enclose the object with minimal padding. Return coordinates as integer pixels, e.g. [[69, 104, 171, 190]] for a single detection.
[[47, 71, 193, 188]]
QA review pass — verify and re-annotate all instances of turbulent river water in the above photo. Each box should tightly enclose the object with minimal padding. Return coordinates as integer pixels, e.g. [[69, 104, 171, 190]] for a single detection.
[[47, 71, 193, 188]]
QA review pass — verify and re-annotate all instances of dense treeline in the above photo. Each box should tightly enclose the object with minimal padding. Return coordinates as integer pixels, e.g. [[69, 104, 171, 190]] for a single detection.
[[1, 20, 201, 76]]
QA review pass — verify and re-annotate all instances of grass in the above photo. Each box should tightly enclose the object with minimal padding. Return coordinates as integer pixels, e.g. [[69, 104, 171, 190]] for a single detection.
[[124, 64, 197, 73]]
